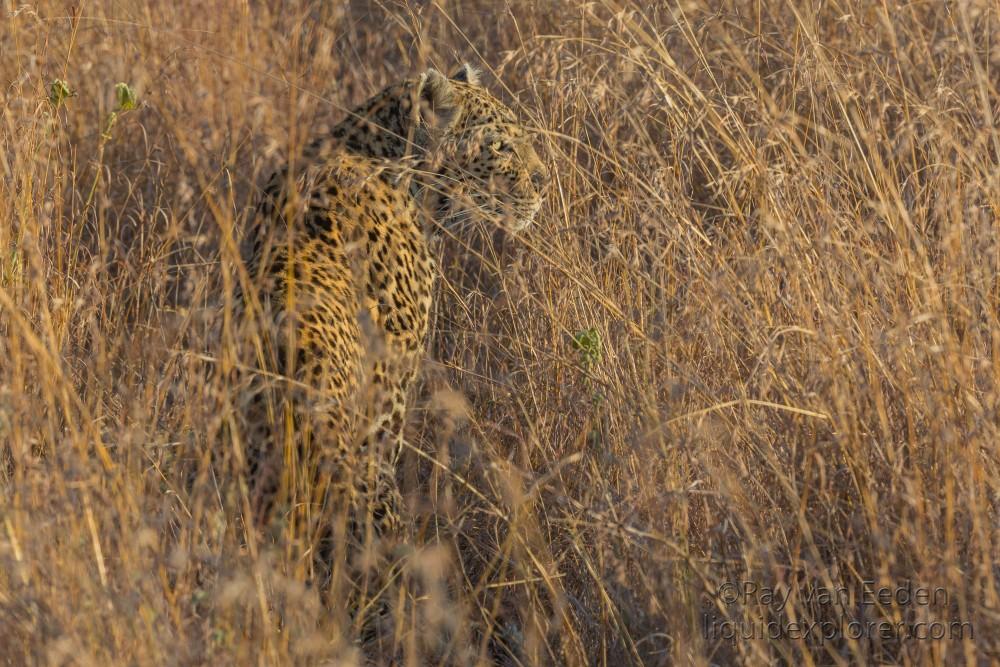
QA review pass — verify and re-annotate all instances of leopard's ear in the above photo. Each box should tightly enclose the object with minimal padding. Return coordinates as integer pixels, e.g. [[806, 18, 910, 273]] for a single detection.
[[450, 63, 480, 86], [416, 68, 463, 131]]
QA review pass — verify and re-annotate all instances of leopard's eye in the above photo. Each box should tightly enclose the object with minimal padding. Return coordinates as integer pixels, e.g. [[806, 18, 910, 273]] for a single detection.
[[490, 140, 511, 153]]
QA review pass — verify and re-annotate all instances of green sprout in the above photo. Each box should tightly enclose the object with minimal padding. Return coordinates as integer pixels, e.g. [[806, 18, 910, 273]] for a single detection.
[[1, 248, 21, 288], [83, 81, 140, 215], [48, 79, 75, 108], [102, 82, 138, 139], [571, 327, 605, 435], [572, 327, 602, 371], [114, 82, 137, 111]]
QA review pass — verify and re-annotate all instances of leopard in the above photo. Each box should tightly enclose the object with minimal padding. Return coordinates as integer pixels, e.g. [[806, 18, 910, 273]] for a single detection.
[[230, 64, 548, 563]]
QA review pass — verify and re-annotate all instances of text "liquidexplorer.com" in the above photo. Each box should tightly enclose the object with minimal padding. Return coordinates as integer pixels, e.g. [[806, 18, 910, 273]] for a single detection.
[[705, 580, 973, 644]]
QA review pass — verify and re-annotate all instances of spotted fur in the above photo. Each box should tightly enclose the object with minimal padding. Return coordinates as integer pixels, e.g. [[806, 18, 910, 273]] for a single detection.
[[234, 65, 548, 540]]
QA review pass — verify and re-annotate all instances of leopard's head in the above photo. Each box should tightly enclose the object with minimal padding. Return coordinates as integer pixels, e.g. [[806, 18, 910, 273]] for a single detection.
[[414, 64, 549, 232]]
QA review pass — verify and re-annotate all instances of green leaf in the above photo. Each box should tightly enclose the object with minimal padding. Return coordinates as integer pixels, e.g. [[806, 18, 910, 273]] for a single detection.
[[572, 327, 602, 370], [48, 79, 75, 108], [114, 82, 137, 111]]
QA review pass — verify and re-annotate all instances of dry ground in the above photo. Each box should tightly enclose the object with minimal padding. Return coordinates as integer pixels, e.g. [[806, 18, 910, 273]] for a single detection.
[[2, 0, 999, 664]]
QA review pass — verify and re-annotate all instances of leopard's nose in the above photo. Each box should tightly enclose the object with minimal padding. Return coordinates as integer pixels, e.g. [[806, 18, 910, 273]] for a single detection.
[[530, 164, 549, 189]]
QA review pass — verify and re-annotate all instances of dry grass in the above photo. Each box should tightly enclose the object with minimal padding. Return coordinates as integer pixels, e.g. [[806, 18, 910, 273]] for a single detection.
[[2, 0, 999, 664]]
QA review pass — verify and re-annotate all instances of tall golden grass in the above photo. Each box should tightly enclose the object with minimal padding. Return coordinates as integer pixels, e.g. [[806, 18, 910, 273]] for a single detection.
[[2, 0, 998, 664]]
